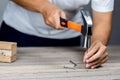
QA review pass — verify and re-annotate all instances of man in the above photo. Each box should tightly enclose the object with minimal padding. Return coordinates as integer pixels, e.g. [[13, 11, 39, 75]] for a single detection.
[[0, 0, 114, 69]]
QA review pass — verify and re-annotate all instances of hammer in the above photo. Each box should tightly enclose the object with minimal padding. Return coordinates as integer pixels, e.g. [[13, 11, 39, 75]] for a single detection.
[[60, 9, 93, 49]]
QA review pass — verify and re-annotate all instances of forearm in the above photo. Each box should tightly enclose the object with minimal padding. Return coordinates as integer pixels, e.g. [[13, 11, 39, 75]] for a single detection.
[[12, 0, 66, 30], [91, 11, 112, 45], [84, 11, 113, 69], [12, 0, 51, 13]]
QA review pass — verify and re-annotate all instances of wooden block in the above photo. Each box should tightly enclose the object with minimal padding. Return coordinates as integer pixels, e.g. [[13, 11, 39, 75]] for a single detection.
[[0, 41, 17, 63]]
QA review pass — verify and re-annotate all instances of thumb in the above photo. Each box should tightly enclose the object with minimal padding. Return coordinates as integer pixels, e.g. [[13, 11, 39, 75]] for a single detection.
[[55, 10, 66, 29], [60, 10, 66, 19]]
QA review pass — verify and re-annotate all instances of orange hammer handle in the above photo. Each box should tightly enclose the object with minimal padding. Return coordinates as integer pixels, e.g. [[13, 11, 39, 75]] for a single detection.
[[60, 18, 82, 32]]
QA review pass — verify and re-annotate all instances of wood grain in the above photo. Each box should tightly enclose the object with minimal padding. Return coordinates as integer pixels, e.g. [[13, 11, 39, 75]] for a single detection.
[[0, 41, 17, 62], [0, 46, 119, 80]]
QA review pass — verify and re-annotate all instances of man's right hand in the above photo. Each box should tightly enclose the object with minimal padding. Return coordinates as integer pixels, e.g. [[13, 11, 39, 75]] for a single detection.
[[41, 2, 66, 30]]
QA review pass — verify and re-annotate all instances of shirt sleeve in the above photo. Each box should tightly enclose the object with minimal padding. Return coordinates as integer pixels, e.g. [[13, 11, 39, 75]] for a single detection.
[[91, 0, 114, 12]]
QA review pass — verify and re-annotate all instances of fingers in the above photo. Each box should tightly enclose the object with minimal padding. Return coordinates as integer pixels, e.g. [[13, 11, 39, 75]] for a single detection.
[[83, 41, 108, 69], [55, 12, 64, 30], [84, 45, 99, 62], [45, 12, 63, 30], [42, 3, 66, 30], [86, 52, 108, 69], [83, 43, 99, 62], [86, 46, 107, 63], [90, 55, 108, 69], [60, 11, 66, 19]]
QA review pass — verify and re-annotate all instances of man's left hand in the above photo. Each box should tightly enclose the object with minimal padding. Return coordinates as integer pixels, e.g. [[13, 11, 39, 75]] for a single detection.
[[83, 40, 108, 69]]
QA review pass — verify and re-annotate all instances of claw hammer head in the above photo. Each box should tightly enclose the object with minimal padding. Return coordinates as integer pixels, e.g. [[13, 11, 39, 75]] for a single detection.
[[80, 9, 93, 49], [60, 9, 93, 49]]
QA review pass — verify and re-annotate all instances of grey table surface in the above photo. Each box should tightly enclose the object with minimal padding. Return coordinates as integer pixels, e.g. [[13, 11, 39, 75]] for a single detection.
[[0, 46, 120, 80]]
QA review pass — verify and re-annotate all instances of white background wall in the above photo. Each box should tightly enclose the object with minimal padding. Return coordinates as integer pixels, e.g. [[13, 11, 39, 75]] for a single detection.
[[0, 0, 120, 45]]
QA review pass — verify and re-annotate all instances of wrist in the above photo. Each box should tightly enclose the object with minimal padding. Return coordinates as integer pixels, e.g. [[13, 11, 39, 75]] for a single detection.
[[37, 1, 52, 13], [91, 38, 107, 46]]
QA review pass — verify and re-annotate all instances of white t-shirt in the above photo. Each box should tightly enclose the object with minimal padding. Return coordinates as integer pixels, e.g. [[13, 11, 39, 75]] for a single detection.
[[3, 0, 114, 39]]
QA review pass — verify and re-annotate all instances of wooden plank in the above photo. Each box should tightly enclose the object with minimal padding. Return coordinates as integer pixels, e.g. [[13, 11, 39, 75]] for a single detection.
[[0, 68, 120, 80], [0, 41, 17, 50], [0, 46, 119, 80]]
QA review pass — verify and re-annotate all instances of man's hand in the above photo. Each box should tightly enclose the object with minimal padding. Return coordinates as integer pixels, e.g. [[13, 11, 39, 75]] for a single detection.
[[83, 10, 112, 69], [83, 40, 108, 69], [41, 3, 66, 30]]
